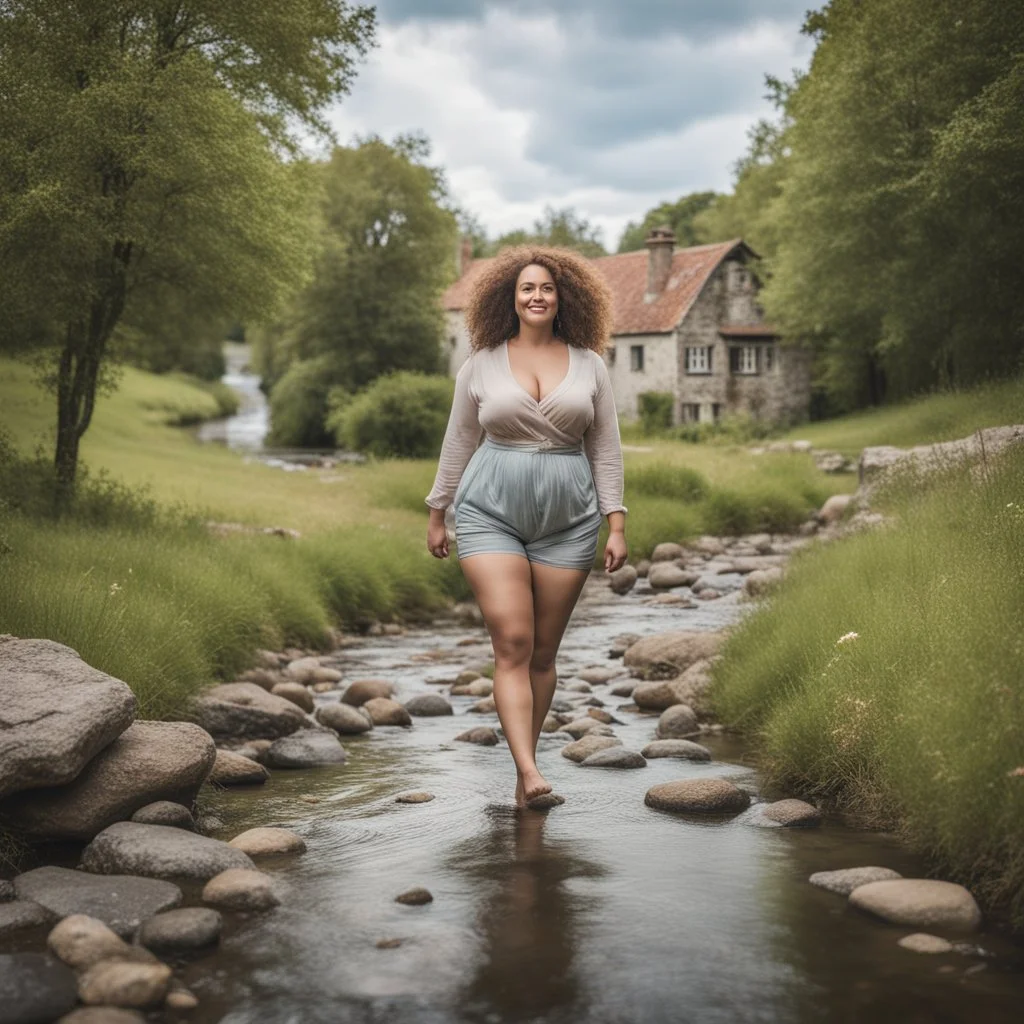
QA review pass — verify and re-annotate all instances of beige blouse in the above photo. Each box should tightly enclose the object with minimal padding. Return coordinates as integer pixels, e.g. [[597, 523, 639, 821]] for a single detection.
[[425, 340, 627, 516]]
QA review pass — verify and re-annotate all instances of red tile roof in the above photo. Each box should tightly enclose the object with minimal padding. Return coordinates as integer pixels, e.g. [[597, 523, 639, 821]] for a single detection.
[[442, 238, 755, 336], [718, 323, 778, 337]]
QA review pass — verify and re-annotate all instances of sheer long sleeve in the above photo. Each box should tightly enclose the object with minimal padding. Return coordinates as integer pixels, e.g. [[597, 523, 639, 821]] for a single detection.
[[425, 357, 484, 511], [583, 354, 627, 516]]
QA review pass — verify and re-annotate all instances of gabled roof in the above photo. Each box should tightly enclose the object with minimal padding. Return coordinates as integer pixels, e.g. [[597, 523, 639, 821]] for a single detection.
[[442, 238, 756, 336]]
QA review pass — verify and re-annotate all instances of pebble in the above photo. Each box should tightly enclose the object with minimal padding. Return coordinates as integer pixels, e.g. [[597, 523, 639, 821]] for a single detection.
[[655, 704, 700, 739], [376, 938, 403, 949], [129, 801, 196, 829], [525, 793, 565, 811], [395, 888, 433, 906], [898, 933, 954, 954], [314, 702, 373, 735], [395, 792, 435, 804], [454, 727, 499, 746], [341, 679, 394, 706], [47, 915, 157, 971]]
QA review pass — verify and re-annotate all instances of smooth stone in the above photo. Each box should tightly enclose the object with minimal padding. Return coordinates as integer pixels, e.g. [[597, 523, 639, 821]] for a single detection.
[[580, 748, 647, 769], [47, 915, 158, 971], [395, 888, 432, 906], [608, 564, 638, 594], [0, 721, 216, 841], [632, 678, 689, 712], [576, 666, 625, 684], [761, 798, 821, 827], [14, 867, 182, 938], [376, 938, 402, 949], [641, 739, 712, 761], [0, 638, 136, 800], [77, 960, 172, 1009], [403, 693, 453, 717], [849, 879, 982, 933], [284, 657, 324, 685], [0, 952, 79, 1024], [187, 681, 307, 741], [58, 1009, 147, 1023], [808, 866, 903, 897], [470, 696, 496, 714], [208, 749, 271, 785], [228, 826, 306, 857], [270, 682, 315, 713], [609, 682, 635, 697], [644, 778, 751, 815], [165, 979, 200, 1010], [623, 630, 724, 681], [341, 679, 394, 706], [201, 868, 279, 911], [314, 702, 373, 735], [80, 822, 254, 882], [395, 791, 434, 805], [586, 708, 617, 724], [563, 680, 592, 693], [541, 714, 562, 733], [264, 731, 347, 768], [650, 542, 686, 562], [454, 670, 482, 685], [465, 678, 493, 697], [561, 735, 622, 763], [560, 718, 614, 740], [898, 932, 954, 954], [655, 704, 700, 739], [454, 727, 499, 746], [130, 801, 195, 829], [363, 697, 413, 727], [137, 908, 222, 953], [525, 793, 565, 811], [647, 564, 699, 590], [0, 900, 54, 937]]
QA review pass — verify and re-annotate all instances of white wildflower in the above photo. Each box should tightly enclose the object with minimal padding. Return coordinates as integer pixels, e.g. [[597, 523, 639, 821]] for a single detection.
[[836, 631, 859, 645], [109, 582, 122, 596]]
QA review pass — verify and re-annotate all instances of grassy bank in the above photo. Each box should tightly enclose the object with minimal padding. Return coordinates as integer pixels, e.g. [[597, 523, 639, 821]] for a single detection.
[[709, 445, 1024, 925]]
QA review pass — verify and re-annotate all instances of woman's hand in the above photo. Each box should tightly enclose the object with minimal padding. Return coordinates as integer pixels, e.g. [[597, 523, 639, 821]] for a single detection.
[[427, 509, 450, 559], [603, 528, 628, 573]]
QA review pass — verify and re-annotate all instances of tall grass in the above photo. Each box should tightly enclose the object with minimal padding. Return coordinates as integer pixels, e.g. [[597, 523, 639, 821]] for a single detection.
[[710, 445, 1024, 925]]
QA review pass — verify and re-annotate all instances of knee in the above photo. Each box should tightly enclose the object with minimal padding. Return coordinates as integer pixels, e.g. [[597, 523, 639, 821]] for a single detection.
[[492, 630, 533, 667], [529, 649, 557, 674]]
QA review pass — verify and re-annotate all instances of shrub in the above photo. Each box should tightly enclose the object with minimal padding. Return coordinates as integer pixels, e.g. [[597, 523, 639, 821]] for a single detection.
[[626, 461, 708, 503], [675, 410, 774, 445], [328, 371, 455, 458], [266, 355, 337, 448], [637, 391, 674, 435]]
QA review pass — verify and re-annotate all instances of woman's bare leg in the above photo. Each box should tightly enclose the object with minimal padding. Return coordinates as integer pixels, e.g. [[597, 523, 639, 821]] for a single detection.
[[459, 553, 550, 805]]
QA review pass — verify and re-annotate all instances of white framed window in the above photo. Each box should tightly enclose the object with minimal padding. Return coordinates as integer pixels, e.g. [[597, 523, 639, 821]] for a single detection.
[[681, 402, 701, 423], [729, 345, 759, 375], [630, 344, 645, 372], [684, 346, 712, 374]]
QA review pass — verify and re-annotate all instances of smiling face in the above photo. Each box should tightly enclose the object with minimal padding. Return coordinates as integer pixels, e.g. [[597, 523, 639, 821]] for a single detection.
[[514, 263, 558, 332]]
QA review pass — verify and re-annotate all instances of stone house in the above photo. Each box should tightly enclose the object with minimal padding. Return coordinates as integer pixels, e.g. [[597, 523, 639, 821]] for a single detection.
[[441, 228, 811, 426]]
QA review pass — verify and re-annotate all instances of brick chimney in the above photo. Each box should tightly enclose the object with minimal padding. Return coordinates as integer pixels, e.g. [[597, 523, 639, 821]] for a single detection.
[[644, 225, 675, 300], [457, 235, 474, 277]]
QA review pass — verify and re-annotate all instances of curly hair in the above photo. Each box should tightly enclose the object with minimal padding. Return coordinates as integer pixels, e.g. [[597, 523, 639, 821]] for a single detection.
[[464, 245, 613, 355]]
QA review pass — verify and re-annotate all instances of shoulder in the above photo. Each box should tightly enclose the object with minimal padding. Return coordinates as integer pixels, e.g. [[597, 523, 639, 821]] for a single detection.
[[578, 346, 610, 379]]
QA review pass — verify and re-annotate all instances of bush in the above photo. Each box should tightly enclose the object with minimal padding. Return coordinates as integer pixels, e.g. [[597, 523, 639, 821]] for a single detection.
[[266, 355, 337, 448], [626, 461, 708, 503], [637, 391, 674, 434], [675, 410, 774, 445], [328, 371, 455, 458]]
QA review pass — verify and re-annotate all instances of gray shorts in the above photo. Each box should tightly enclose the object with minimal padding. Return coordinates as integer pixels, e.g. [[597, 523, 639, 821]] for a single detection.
[[453, 437, 603, 570]]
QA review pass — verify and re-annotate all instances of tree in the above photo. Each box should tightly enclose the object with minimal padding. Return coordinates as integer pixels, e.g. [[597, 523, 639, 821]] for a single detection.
[[0, 1, 376, 511], [617, 191, 720, 253], [488, 205, 607, 257], [256, 133, 460, 444]]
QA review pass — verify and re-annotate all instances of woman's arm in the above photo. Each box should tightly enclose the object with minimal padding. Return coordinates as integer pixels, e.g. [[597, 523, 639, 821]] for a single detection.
[[583, 352, 627, 524], [425, 356, 483, 512]]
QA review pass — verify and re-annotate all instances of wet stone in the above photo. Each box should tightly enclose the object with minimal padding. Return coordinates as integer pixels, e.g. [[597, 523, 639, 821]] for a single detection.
[[561, 735, 622, 763], [641, 739, 712, 761], [655, 704, 700, 739], [849, 879, 982, 933], [403, 693, 453, 717], [580, 748, 647, 769], [0, 900, 54, 937], [363, 697, 413, 727], [0, 952, 79, 1024], [201, 868, 279, 912], [760, 799, 821, 827], [808, 867, 903, 897], [77, 960, 172, 1009], [454, 727, 499, 746], [264, 731, 347, 768], [46, 914, 157, 971], [395, 792, 434, 804], [228, 826, 307, 857], [898, 933, 954, 954], [314, 702, 373, 735], [209, 749, 271, 786], [376, 938, 403, 949], [645, 779, 751, 815], [137, 908, 222, 953], [395, 887, 433, 906], [58, 1009, 147, 1024], [526, 793, 565, 811], [341, 679, 394, 707], [130, 801, 196, 829]]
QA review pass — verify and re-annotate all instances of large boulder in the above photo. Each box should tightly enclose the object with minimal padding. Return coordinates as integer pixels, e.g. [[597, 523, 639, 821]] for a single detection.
[[187, 682, 307, 741], [0, 638, 136, 799], [848, 879, 982, 933], [623, 631, 724, 681], [0, 953, 79, 1024], [0, 721, 216, 841], [80, 822, 255, 882], [14, 866, 182, 938]]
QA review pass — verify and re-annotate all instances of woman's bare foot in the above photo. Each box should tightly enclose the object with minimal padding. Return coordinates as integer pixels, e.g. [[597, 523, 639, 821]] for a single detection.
[[514, 774, 527, 809], [521, 768, 551, 803]]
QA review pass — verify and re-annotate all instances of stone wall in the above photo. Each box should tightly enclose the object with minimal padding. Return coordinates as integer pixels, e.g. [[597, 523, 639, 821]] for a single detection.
[[605, 333, 677, 422]]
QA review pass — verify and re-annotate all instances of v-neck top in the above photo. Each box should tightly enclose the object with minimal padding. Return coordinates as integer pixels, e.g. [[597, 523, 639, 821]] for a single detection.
[[425, 340, 627, 516]]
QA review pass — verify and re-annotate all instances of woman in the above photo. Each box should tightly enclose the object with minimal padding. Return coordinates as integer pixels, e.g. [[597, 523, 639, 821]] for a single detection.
[[425, 245, 628, 809]]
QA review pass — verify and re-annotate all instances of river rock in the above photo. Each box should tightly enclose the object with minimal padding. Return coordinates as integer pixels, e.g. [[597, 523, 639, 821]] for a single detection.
[[654, 704, 699, 739], [264, 730, 347, 768], [623, 630, 724, 680], [78, 959, 172, 1009], [130, 801, 196, 830], [897, 932, 954, 954], [651, 542, 686, 562], [608, 633, 641, 657], [188, 682, 307, 741], [80, 822, 254, 882], [395, 792, 434, 804], [849, 879, 982, 933], [644, 779, 750, 815], [632, 678, 688, 712], [395, 887, 433, 906], [284, 657, 322, 684], [0, 721, 216, 841], [580, 748, 646, 769], [575, 666, 622, 685], [228, 827, 306, 857], [561, 718, 614, 740], [608, 564, 638, 594], [363, 698, 413, 727], [454, 727, 499, 746], [57, 1010, 147, 1024], [809, 867, 903, 897], [817, 494, 852, 525], [404, 693, 453, 717], [270, 682, 315, 713], [666, 659, 716, 718], [46, 915, 157, 970], [690, 535, 726, 557], [208, 748, 271, 785], [15, 867, 182, 938], [541, 715, 562, 733], [760, 799, 821, 827], [647, 564, 699, 590], [0, 880, 13, 902], [744, 567, 784, 598], [201, 868, 279, 911], [165, 979, 200, 1011], [609, 681, 635, 697], [0, 638, 136, 800], [0, 900, 54, 937], [455, 670, 482, 685], [341, 679, 394, 706], [470, 696, 497, 714], [641, 739, 712, 761], [137, 908, 222, 953], [314, 702, 372, 735], [561, 735, 622, 763], [0, 952, 79, 1023], [586, 708, 616, 724], [239, 666, 282, 690]]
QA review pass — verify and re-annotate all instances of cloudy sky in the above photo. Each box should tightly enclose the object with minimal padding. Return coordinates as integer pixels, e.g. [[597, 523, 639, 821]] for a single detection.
[[323, 1, 815, 250]]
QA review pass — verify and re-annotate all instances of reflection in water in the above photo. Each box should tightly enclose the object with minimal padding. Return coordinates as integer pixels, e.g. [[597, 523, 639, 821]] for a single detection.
[[450, 806, 605, 1022]]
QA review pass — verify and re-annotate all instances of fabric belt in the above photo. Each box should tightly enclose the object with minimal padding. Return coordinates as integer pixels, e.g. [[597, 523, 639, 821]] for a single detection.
[[483, 436, 584, 455]]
